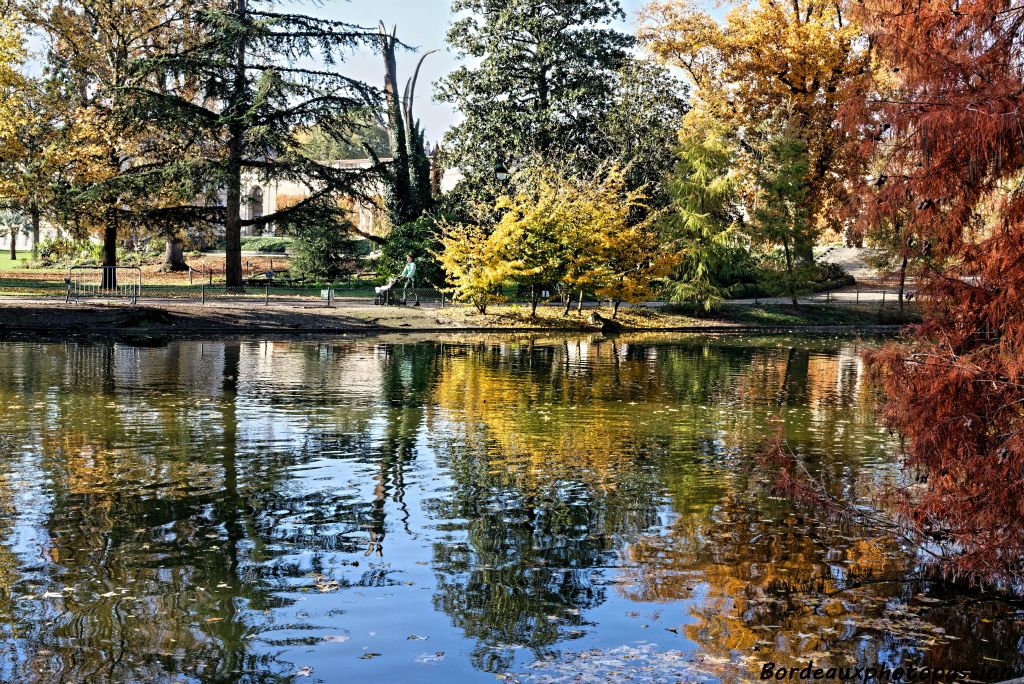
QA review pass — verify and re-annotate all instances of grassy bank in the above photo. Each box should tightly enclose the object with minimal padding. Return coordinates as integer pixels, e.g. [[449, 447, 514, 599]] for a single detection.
[[0, 298, 913, 341], [684, 302, 921, 327]]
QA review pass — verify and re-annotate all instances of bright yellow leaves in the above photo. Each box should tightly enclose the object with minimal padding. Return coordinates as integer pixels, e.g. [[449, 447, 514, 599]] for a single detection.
[[436, 221, 505, 314], [0, 20, 28, 163], [639, 0, 871, 240], [640, 0, 866, 119], [438, 165, 674, 317]]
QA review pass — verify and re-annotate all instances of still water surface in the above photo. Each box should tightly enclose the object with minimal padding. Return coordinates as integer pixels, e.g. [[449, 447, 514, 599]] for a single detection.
[[0, 335, 1020, 683]]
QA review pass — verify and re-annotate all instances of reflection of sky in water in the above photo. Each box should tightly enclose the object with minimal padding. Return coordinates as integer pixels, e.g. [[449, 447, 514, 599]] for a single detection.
[[0, 337, 1019, 683]]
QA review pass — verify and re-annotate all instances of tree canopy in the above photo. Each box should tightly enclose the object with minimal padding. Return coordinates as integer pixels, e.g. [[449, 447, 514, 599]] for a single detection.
[[436, 0, 634, 203], [640, 0, 870, 257]]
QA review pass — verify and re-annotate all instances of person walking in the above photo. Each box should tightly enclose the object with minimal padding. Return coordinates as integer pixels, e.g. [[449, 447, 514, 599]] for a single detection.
[[400, 254, 419, 306]]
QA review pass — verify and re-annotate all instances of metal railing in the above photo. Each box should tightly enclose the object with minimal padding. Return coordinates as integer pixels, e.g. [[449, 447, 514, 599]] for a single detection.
[[188, 265, 214, 285], [65, 266, 142, 305]]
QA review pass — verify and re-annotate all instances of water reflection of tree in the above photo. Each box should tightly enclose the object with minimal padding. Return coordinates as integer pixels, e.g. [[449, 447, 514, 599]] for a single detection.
[[0, 337, 1016, 682], [362, 343, 439, 555], [0, 342, 317, 681], [619, 351, 1020, 682], [425, 338, 927, 677], [427, 340, 676, 671]]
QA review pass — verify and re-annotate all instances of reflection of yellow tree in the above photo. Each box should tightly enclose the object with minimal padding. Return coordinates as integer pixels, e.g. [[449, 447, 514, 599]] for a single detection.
[[621, 487, 936, 680], [432, 340, 681, 491], [0, 458, 19, 636], [432, 338, 889, 496]]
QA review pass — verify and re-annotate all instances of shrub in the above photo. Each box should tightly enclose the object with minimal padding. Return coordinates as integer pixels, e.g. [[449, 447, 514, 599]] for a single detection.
[[35, 236, 80, 266], [289, 218, 359, 282], [144, 237, 167, 258], [377, 216, 444, 287], [241, 236, 291, 253]]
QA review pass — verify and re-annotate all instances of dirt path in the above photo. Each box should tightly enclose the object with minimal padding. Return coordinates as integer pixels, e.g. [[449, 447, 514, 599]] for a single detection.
[[0, 298, 905, 340]]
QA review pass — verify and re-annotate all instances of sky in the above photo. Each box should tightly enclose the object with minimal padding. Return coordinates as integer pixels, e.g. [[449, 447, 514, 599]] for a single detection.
[[321, 0, 655, 145]]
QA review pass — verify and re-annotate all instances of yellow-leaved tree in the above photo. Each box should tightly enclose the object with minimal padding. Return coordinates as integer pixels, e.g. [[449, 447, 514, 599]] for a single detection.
[[586, 168, 675, 318], [438, 164, 672, 319], [0, 19, 29, 257], [494, 164, 673, 317], [489, 166, 581, 317], [639, 0, 871, 254], [435, 221, 506, 314], [0, 19, 27, 158]]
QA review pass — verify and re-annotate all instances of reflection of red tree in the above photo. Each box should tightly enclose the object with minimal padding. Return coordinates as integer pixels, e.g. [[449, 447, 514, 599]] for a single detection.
[[848, 0, 1024, 584]]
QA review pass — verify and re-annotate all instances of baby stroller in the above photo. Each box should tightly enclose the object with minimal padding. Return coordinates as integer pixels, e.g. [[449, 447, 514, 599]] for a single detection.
[[374, 277, 400, 305]]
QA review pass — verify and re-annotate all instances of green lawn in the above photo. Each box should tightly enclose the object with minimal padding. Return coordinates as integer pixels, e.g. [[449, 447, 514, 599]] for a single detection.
[[0, 253, 33, 270], [714, 303, 921, 326]]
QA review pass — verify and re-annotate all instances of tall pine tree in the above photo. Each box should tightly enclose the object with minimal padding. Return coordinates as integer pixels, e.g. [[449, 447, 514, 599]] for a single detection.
[[436, 0, 632, 204], [133, 0, 379, 287]]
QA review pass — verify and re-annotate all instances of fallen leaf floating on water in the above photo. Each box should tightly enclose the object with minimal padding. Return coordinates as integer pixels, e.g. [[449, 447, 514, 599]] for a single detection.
[[415, 652, 446, 664], [323, 635, 350, 643], [293, 666, 313, 677], [407, 635, 429, 641], [314, 578, 340, 593], [358, 653, 382, 660]]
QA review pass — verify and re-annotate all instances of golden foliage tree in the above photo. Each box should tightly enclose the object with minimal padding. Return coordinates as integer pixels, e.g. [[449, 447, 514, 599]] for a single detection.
[[639, 0, 871, 256], [26, 0, 200, 285], [0, 20, 27, 159], [435, 221, 506, 314], [438, 165, 672, 318]]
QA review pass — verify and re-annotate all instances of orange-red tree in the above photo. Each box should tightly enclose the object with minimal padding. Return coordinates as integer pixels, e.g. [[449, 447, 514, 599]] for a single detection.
[[848, 0, 1024, 585]]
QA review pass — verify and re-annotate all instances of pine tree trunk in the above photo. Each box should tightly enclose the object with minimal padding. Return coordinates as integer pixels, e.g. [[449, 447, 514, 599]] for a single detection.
[[563, 292, 572, 316], [102, 221, 118, 289], [30, 202, 40, 256], [530, 284, 538, 318], [224, 0, 247, 289], [8, 229, 15, 261], [161, 237, 188, 272], [782, 237, 797, 307]]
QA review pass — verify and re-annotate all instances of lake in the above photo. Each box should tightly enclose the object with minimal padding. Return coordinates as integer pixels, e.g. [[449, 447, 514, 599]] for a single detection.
[[0, 336, 1020, 683]]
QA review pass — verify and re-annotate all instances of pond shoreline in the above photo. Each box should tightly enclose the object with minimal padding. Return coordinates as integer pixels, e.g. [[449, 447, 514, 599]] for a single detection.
[[0, 300, 905, 340]]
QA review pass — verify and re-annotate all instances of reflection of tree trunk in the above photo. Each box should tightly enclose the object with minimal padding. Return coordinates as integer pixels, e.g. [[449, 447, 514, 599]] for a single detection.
[[782, 347, 810, 406], [215, 342, 246, 678], [101, 343, 115, 396], [161, 237, 188, 272]]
